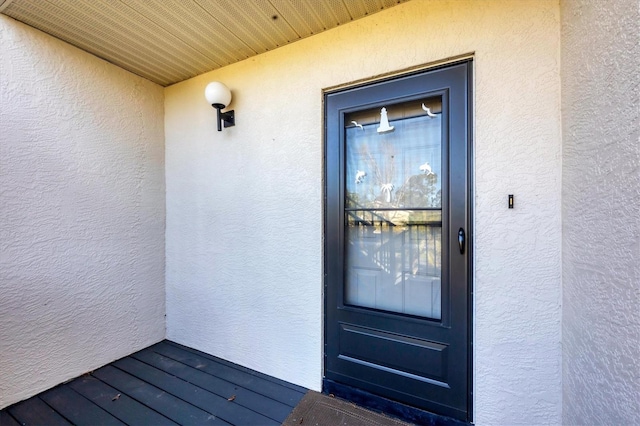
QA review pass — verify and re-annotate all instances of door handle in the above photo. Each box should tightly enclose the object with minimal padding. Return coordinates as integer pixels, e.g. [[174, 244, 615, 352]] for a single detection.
[[458, 228, 465, 254]]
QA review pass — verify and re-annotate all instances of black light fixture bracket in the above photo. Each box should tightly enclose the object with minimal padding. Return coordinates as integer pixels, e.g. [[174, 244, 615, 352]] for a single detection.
[[211, 103, 235, 131]]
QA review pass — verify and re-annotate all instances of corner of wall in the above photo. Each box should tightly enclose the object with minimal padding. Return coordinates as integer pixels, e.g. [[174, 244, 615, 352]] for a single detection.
[[560, 0, 640, 423], [0, 15, 167, 409]]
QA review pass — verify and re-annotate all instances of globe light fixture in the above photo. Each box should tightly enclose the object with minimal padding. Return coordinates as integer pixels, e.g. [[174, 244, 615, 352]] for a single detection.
[[204, 82, 235, 131]]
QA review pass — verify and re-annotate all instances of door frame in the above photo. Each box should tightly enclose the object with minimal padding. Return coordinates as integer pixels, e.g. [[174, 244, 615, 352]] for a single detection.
[[322, 59, 474, 423]]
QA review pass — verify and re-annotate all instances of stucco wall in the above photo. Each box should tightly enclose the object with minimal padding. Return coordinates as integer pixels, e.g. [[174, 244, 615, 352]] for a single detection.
[[0, 16, 166, 409], [165, 1, 562, 424], [561, 0, 640, 424]]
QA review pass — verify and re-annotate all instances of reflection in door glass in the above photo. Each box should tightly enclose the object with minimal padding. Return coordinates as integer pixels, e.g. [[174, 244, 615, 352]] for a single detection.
[[344, 98, 442, 319]]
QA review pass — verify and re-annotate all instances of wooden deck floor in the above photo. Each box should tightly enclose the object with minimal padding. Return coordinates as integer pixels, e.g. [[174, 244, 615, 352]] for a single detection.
[[0, 340, 307, 426]]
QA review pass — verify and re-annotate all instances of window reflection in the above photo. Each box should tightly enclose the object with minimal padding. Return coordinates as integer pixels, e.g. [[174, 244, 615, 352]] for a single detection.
[[346, 101, 442, 211], [344, 98, 443, 319]]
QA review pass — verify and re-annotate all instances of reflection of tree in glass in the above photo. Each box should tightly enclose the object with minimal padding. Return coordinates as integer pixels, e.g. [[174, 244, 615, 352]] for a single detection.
[[348, 131, 441, 216], [346, 191, 362, 207], [396, 172, 440, 208], [359, 143, 396, 207]]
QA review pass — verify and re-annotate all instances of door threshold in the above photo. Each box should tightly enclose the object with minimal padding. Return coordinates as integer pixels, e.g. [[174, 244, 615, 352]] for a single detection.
[[323, 379, 471, 426]]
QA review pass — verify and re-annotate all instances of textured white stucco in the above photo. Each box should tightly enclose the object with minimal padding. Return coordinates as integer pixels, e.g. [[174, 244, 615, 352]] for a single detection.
[[165, 1, 562, 424], [561, 1, 640, 424], [0, 16, 166, 409]]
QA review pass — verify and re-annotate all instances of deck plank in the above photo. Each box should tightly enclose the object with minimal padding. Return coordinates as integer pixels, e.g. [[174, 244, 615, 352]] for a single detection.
[[114, 356, 279, 426], [7, 397, 72, 426], [93, 364, 228, 426], [131, 348, 293, 422], [40, 385, 125, 426], [165, 341, 307, 394], [0, 410, 20, 426], [152, 341, 305, 407], [67, 374, 178, 426]]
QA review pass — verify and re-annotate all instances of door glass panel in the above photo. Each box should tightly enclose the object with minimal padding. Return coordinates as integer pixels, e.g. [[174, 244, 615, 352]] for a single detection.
[[344, 97, 442, 319]]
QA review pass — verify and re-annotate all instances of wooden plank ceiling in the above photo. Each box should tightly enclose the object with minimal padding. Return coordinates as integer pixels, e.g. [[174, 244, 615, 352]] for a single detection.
[[0, 0, 409, 86]]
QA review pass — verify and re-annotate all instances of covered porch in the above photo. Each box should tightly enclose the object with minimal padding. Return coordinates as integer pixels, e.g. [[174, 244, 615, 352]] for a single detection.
[[1, 0, 638, 425]]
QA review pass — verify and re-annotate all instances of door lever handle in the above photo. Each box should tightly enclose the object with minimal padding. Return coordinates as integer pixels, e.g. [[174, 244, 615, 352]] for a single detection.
[[458, 228, 465, 254]]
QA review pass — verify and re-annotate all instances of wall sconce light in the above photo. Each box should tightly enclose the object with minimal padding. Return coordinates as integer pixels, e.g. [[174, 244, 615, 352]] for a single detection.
[[204, 82, 235, 131]]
